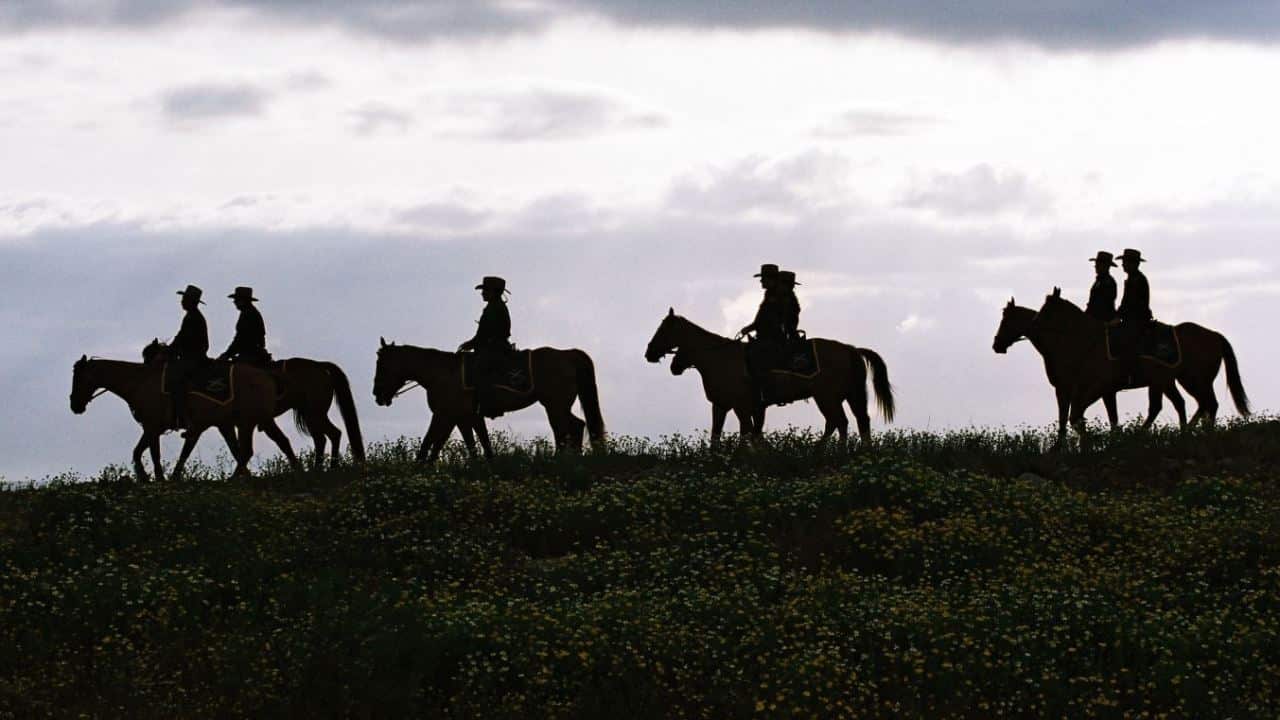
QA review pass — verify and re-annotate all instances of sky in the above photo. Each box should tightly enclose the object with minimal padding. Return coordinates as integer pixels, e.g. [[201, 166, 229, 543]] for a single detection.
[[3, 1, 1279, 480]]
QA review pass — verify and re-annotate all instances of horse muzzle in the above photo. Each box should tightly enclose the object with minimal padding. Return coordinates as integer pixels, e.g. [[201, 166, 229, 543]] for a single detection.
[[70, 398, 87, 414], [992, 338, 1009, 354]]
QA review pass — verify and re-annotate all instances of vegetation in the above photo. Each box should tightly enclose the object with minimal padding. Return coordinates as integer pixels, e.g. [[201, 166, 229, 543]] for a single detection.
[[3, 420, 1280, 717]]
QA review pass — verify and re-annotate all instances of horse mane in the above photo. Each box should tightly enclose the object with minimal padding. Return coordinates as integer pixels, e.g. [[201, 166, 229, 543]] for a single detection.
[[1044, 294, 1084, 315]]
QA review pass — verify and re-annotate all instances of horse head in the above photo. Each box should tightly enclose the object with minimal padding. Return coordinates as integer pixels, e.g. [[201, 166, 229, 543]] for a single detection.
[[141, 338, 168, 366], [1034, 290, 1084, 331], [645, 307, 681, 363], [70, 354, 94, 414], [670, 345, 695, 376], [993, 297, 1032, 354], [373, 338, 406, 406]]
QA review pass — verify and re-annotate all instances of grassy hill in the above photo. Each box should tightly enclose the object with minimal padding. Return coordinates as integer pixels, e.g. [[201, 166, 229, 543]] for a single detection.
[[3, 421, 1280, 718]]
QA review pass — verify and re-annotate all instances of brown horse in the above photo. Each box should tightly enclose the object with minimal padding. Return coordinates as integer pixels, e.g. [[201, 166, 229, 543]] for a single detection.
[[372, 339, 605, 464], [993, 297, 1188, 445], [644, 309, 894, 447], [142, 342, 364, 470], [1005, 289, 1249, 441], [70, 354, 279, 481]]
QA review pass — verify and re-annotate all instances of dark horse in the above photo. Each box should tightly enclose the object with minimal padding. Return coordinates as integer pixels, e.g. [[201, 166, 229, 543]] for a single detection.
[[373, 339, 605, 464], [995, 289, 1249, 442], [645, 309, 894, 447], [70, 354, 279, 481], [994, 295, 1187, 445], [143, 341, 364, 470]]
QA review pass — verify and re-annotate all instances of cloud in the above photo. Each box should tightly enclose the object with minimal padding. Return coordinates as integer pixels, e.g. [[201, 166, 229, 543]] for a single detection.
[[569, 1, 1280, 50], [158, 82, 269, 125], [5, 1, 1280, 49], [346, 102, 413, 136], [813, 110, 934, 138], [394, 201, 490, 231], [665, 151, 851, 220], [901, 164, 1051, 217], [437, 89, 666, 142]]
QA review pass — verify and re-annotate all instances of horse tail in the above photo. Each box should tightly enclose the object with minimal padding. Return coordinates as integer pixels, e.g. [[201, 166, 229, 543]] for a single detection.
[[292, 408, 312, 438], [1219, 334, 1251, 418], [322, 361, 366, 461], [572, 350, 606, 442], [857, 347, 896, 423]]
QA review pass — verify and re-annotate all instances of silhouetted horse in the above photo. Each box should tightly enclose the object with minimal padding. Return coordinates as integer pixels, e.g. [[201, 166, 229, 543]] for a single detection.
[[998, 289, 1248, 442], [70, 353, 279, 481], [645, 309, 894, 447], [994, 296, 1187, 445], [373, 339, 605, 464], [143, 341, 364, 470]]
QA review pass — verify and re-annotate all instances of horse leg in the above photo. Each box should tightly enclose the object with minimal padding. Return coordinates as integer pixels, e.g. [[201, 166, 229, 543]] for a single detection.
[[1183, 379, 1218, 427], [847, 381, 871, 446], [1054, 386, 1070, 449], [148, 433, 165, 483], [1166, 384, 1188, 429], [816, 397, 849, 452], [311, 424, 327, 471], [171, 427, 206, 482], [132, 434, 151, 483], [1142, 387, 1163, 430], [1104, 393, 1120, 431], [260, 418, 302, 472], [416, 414, 451, 465], [309, 414, 342, 469], [710, 404, 728, 445], [474, 419, 495, 460], [233, 421, 256, 477], [459, 421, 478, 459], [732, 407, 756, 447]]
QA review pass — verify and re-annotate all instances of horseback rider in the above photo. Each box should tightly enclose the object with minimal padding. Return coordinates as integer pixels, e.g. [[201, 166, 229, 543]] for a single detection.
[[1085, 251, 1118, 323], [739, 263, 787, 405], [1115, 248, 1153, 384], [777, 270, 802, 344], [458, 276, 512, 418], [216, 286, 272, 367], [168, 284, 209, 430]]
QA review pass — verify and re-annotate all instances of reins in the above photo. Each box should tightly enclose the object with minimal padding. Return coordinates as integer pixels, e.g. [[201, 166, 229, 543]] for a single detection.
[[393, 381, 421, 398]]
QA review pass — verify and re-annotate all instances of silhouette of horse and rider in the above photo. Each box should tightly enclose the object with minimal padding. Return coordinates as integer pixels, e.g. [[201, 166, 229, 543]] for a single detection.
[[69, 251, 1251, 480], [71, 284, 363, 481], [646, 264, 895, 448], [994, 248, 1250, 446], [373, 276, 605, 465]]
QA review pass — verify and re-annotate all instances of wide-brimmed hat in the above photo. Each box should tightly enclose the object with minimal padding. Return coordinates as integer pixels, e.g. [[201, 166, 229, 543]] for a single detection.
[[777, 270, 801, 286], [1118, 248, 1146, 263], [475, 276, 509, 294], [753, 263, 780, 278], [228, 286, 259, 302], [1090, 251, 1117, 267], [176, 284, 205, 304]]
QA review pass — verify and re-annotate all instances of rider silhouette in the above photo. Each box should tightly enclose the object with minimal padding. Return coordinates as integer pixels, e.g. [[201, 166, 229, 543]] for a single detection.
[[1085, 252, 1117, 323], [739, 264, 786, 405], [1116, 248, 1153, 384], [777, 270, 802, 343], [168, 285, 209, 430], [458, 276, 512, 418], [217, 286, 271, 367]]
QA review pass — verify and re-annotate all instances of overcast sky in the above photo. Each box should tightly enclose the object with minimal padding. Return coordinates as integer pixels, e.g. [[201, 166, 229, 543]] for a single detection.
[[4, 1, 1279, 480]]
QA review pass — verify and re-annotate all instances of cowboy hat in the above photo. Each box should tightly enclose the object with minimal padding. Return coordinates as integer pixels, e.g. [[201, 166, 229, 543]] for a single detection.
[[753, 263, 780, 278], [475, 276, 509, 294], [227, 286, 259, 302], [176, 284, 205, 304], [1089, 251, 1117, 267]]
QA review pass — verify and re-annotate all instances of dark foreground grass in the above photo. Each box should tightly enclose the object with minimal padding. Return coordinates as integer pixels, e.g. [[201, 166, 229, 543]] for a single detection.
[[2, 420, 1280, 717]]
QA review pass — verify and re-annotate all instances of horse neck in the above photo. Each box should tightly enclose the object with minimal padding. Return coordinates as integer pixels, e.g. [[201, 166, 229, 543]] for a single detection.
[[398, 346, 454, 384], [1028, 306, 1095, 379], [92, 359, 151, 398], [676, 317, 730, 352]]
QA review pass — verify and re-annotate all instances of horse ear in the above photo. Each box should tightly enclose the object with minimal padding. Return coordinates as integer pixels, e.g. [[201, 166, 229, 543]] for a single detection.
[[668, 307, 674, 317], [79, 354, 87, 362], [1007, 297, 1015, 308], [380, 336, 387, 348], [1053, 287, 1061, 297]]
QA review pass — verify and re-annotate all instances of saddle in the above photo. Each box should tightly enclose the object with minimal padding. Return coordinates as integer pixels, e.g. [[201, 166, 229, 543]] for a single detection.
[[1106, 321, 1181, 367], [161, 361, 236, 404], [746, 337, 821, 379], [461, 350, 534, 394]]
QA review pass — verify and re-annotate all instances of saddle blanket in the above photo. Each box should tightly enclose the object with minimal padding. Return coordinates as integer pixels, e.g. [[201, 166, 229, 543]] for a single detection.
[[161, 362, 235, 404], [770, 339, 821, 379], [1106, 322, 1181, 367], [461, 350, 534, 393]]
